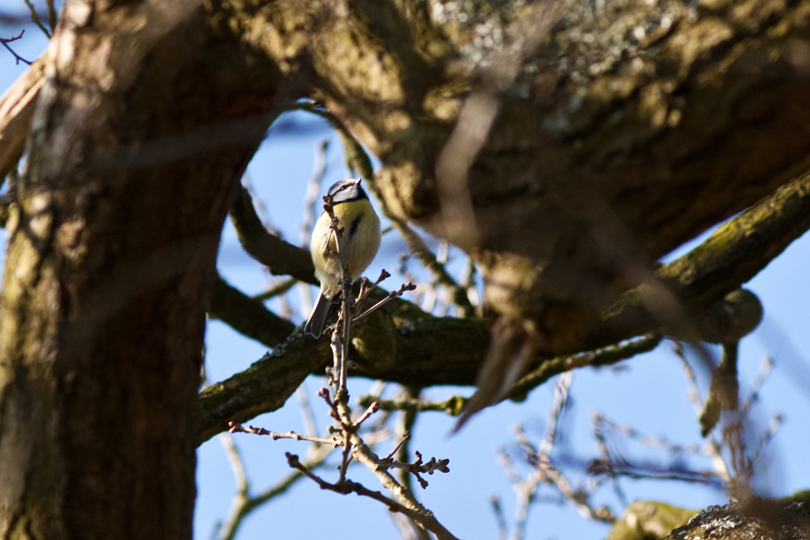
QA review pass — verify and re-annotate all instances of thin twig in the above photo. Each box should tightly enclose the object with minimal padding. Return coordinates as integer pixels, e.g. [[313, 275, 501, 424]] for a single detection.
[[508, 333, 662, 402], [46, 0, 57, 35], [489, 492, 508, 540], [358, 394, 466, 416], [220, 431, 248, 498], [296, 384, 319, 440], [22, 0, 51, 38], [592, 412, 628, 507], [297, 140, 329, 316], [228, 422, 338, 446], [320, 190, 353, 398], [749, 414, 782, 466], [387, 431, 412, 462], [352, 281, 417, 325], [353, 270, 391, 310], [251, 277, 296, 302], [216, 444, 335, 540], [674, 343, 731, 482], [286, 452, 458, 540], [350, 443, 460, 540], [0, 31, 32, 65], [739, 356, 774, 418], [300, 139, 329, 246]]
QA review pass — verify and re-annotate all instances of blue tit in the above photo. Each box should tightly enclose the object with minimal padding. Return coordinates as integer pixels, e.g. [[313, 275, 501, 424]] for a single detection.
[[304, 178, 381, 338]]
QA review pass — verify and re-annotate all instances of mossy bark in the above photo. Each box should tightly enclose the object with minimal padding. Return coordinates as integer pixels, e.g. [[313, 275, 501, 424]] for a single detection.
[[219, 0, 810, 351], [4, 0, 810, 534], [0, 1, 285, 538]]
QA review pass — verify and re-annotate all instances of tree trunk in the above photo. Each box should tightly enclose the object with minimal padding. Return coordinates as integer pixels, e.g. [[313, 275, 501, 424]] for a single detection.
[[0, 1, 285, 538], [3, 0, 810, 534]]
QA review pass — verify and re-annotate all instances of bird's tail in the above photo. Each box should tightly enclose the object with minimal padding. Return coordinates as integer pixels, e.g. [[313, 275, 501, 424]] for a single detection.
[[304, 291, 332, 338]]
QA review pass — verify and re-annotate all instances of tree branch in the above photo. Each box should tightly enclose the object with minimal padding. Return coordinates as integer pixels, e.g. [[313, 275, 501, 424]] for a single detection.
[[208, 274, 296, 347], [229, 184, 317, 284], [0, 59, 44, 179], [593, 171, 810, 349], [199, 171, 810, 441]]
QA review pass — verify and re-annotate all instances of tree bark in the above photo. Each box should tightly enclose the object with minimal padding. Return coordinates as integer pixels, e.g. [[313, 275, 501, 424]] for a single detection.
[[0, 1, 286, 538], [3, 0, 810, 533], [222, 0, 810, 351]]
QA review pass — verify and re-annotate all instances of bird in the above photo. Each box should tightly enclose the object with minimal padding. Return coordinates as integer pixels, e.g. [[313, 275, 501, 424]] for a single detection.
[[304, 178, 381, 338]]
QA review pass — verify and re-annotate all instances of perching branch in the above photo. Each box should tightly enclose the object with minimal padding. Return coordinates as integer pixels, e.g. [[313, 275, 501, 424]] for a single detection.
[[199, 157, 810, 446]]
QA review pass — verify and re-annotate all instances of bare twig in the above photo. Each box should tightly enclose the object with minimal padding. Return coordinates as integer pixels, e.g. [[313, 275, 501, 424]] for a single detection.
[[749, 414, 782, 466], [377, 450, 451, 490], [489, 492, 508, 540], [588, 458, 725, 489], [46, 0, 57, 35], [387, 431, 411, 462], [286, 452, 458, 540], [216, 443, 336, 540], [1, 31, 32, 65], [300, 139, 330, 245], [390, 404, 427, 536], [353, 270, 391, 310], [297, 139, 330, 315], [220, 431, 248, 498], [251, 277, 296, 302], [540, 372, 573, 455], [316, 386, 354, 486], [316, 385, 455, 537], [228, 422, 337, 446], [508, 333, 662, 402], [296, 384, 319, 440], [319, 190, 354, 398], [739, 356, 774, 418], [357, 394, 466, 416], [22, 0, 51, 38], [350, 443, 459, 540], [352, 281, 417, 325], [513, 426, 614, 526], [673, 343, 731, 482], [723, 419, 752, 501], [592, 412, 627, 508]]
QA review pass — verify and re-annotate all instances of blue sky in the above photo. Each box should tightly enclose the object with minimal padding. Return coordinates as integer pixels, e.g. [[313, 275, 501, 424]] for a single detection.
[[2, 10, 809, 540]]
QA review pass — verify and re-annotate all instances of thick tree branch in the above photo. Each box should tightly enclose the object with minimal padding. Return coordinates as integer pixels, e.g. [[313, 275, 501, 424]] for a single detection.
[[229, 184, 316, 284], [592, 171, 810, 349], [233, 0, 810, 351], [207, 275, 296, 347], [197, 329, 327, 444], [199, 172, 810, 441]]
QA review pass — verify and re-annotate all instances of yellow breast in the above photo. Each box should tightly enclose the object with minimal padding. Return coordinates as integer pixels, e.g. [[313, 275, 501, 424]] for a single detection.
[[310, 199, 381, 298]]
